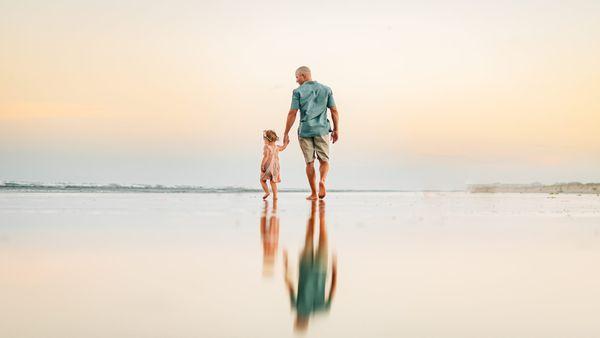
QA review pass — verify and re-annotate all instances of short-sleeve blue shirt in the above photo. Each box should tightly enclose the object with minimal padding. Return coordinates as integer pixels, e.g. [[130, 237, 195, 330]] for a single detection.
[[290, 81, 335, 137]]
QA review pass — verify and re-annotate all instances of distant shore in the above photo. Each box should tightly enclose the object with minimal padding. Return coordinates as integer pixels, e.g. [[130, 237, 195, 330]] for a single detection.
[[468, 183, 600, 194]]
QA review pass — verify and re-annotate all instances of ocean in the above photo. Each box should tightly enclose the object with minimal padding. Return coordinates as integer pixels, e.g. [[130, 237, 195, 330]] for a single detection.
[[1, 191, 599, 337]]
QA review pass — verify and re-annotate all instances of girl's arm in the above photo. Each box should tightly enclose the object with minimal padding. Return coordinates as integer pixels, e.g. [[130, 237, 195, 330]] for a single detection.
[[277, 143, 288, 152]]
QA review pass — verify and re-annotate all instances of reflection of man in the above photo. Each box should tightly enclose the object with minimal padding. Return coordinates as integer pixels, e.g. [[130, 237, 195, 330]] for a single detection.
[[284, 200, 338, 332], [260, 200, 279, 277]]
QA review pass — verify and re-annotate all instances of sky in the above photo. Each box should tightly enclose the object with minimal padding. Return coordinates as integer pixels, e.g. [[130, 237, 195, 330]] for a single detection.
[[1, 0, 599, 190]]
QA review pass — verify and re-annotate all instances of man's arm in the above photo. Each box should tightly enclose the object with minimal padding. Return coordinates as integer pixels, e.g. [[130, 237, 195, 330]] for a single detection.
[[283, 250, 296, 303], [330, 106, 339, 143], [328, 254, 338, 302], [277, 143, 288, 152], [283, 109, 298, 146]]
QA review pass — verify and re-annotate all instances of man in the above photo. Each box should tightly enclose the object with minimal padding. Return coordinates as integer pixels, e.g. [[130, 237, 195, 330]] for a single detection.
[[283, 66, 340, 200]]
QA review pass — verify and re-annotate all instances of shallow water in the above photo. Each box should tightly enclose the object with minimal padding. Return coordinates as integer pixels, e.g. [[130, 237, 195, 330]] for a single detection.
[[1, 192, 599, 338]]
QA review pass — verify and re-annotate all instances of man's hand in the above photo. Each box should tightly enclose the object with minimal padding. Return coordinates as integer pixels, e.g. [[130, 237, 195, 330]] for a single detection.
[[283, 249, 290, 275], [283, 134, 290, 146], [331, 130, 339, 144]]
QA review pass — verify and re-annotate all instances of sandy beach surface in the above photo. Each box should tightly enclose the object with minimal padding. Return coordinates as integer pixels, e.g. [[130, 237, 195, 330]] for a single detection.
[[1, 192, 599, 338]]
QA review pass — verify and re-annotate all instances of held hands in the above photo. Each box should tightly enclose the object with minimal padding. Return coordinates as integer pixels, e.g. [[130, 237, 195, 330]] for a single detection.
[[283, 134, 290, 146]]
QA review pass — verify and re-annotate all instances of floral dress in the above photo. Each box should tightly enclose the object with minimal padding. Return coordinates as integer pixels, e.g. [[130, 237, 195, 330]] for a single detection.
[[260, 144, 281, 183]]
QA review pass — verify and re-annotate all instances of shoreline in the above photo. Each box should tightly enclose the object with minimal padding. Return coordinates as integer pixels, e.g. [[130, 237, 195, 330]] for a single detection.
[[469, 183, 600, 194]]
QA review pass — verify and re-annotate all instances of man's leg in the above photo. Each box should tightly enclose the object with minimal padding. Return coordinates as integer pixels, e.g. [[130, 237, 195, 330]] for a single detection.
[[317, 200, 328, 249], [314, 135, 331, 199], [306, 161, 318, 200], [316, 200, 328, 264], [304, 200, 317, 246], [318, 159, 329, 199], [299, 136, 318, 200]]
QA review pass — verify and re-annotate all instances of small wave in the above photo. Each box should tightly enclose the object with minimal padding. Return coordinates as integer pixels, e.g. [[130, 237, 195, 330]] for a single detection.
[[0, 181, 264, 193]]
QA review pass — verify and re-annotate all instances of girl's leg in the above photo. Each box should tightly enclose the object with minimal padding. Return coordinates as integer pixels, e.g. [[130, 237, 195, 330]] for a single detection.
[[260, 180, 270, 199], [270, 181, 278, 200]]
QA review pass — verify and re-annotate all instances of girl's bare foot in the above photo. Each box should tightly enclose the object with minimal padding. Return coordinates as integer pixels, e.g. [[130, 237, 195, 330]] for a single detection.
[[318, 181, 326, 199], [263, 193, 270, 200], [306, 194, 318, 200]]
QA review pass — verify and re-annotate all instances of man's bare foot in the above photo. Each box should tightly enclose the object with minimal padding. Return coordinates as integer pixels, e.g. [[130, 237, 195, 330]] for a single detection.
[[306, 194, 318, 200], [263, 193, 270, 200], [318, 181, 326, 199]]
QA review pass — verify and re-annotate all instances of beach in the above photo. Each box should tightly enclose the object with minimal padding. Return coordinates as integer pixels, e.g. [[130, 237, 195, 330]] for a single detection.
[[1, 192, 600, 338]]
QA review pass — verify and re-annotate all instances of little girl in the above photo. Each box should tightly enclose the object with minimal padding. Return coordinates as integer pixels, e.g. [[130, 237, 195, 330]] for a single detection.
[[260, 129, 287, 200]]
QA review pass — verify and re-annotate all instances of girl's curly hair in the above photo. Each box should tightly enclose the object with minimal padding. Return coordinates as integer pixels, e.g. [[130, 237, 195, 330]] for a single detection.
[[263, 129, 279, 142]]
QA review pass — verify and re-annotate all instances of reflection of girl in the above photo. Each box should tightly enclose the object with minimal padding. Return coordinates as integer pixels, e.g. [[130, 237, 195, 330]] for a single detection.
[[283, 200, 337, 332], [260, 200, 279, 277]]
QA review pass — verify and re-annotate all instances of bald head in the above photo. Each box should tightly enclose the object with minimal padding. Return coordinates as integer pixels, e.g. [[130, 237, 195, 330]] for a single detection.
[[295, 66, 312, 85], [296, 66, 311, 76]]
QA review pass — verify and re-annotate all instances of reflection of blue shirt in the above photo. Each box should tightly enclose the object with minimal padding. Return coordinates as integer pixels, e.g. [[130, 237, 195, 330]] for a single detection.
[[290, 255, 331, 316], [290, 81, 336, 137]]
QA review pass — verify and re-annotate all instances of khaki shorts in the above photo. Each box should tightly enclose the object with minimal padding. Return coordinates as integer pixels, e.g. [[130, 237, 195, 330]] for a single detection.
[[299, 134, 330, 164]]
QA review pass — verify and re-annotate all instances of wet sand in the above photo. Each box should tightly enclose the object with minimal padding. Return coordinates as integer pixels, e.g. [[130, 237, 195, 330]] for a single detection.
[[1, 192, 599, 337]]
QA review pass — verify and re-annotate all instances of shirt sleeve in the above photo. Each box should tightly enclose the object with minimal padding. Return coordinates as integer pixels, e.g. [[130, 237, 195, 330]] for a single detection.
[[326, 88, 336, 108], [290, 89, 300, 110]]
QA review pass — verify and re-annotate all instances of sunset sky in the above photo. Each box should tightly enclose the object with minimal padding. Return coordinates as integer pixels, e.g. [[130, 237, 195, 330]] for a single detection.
[[1, 0, 599, 189]]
